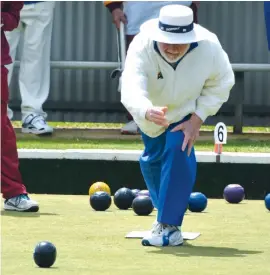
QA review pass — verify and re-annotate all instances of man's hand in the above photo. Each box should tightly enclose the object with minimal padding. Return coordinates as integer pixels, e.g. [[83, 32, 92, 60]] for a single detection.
[[145, 106, 169, 127], [171, 113, 203, 156], [112, 8, 127, 29]]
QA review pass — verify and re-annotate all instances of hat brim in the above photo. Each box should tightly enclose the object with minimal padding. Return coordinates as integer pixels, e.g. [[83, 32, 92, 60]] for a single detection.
[[140, 18, 209, 44]]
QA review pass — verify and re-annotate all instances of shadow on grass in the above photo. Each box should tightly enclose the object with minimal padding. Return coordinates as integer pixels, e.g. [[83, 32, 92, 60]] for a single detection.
[[35, 266, 59, 269], [1, 210, 59, 218], [186, 211, 209, 214], [148, 243, 262, 258]]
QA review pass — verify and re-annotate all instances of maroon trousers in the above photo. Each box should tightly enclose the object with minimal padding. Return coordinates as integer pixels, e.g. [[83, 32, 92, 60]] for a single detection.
[[124, 2, 199, 121], [1, 66, 27, 199]]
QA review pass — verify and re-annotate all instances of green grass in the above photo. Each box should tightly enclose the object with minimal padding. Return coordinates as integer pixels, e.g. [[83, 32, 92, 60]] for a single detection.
[[11, 121, 270, 133], [17, 138, 270, 153], [2, 195, 270, 275], [200, 125, 270, 133]]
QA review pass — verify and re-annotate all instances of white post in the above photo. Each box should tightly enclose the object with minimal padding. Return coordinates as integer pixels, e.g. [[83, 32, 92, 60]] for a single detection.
[[119, 22, 126, 70]]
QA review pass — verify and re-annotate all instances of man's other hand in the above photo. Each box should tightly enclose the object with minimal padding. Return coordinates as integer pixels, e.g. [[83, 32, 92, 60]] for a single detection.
[[145, 106, 169, 127], [112, 8, 127, 29], [171, 113, 203, 156]]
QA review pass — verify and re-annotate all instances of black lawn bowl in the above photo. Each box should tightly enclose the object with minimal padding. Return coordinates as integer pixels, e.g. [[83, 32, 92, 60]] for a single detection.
[[132, 195, 154, 216], [114, 187, 134, 210], [33, 241, 57, 268], [90, 191, 112, 211], [131, 189, 140, 199]]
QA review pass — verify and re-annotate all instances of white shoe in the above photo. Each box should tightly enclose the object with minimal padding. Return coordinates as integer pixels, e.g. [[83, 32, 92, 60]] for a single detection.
[[152, 218, 181, 231], [4, 194, 39, 212], [142, 222, 184, 247], [7, 106, 13, 120], [22, 114, 53, 135], [121, 121, 139, 135]]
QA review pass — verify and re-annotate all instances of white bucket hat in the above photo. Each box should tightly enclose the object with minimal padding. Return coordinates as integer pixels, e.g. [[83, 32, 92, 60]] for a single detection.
[[140, 4, 209, 44]]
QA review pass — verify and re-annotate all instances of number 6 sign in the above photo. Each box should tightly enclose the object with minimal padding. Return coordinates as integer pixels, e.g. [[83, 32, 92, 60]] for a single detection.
[[214, 122, 227, 144]]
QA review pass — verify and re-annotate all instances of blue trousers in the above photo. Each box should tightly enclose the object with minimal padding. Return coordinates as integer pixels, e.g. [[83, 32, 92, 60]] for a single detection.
[[139, 116, 197, 226]]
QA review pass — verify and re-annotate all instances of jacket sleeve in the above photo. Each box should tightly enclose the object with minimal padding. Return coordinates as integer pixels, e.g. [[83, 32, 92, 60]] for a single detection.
[[121, 34, 153, 126], [195, 41, 235, 122], [1, 2, 23, 31], [104, 1, 123, 13]]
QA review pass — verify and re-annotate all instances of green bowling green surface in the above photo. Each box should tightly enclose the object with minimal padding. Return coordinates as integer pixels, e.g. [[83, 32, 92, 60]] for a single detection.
[[14, 122, 270, 152], [2, 195, 269, 275], [11, 122, 270, 133], [16, 138, 270, 152]]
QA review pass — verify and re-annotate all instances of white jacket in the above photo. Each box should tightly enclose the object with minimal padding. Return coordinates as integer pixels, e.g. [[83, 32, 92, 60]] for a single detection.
[[121, 29, 235, 138]]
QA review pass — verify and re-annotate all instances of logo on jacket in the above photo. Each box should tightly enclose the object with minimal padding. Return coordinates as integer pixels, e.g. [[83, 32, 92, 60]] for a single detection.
[[157, 72, 163, 79]]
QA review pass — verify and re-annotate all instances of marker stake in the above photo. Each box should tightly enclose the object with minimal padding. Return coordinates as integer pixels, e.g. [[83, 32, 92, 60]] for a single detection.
[[214, 122, 227, 155]]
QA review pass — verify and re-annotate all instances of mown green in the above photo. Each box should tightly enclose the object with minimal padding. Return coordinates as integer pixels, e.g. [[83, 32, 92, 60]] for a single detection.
[[17, 138, 270, 153], [2, 195, 270, 275]]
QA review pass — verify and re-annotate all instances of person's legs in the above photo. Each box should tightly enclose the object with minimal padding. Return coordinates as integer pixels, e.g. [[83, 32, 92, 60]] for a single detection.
[[120, 34, 139, 134], [142, 115, 197, 246], [125, 34, 136, 124], [158, 125, 197, 226], [5, 20, 23, 120], [19, 2, 55, 134], [1, 66, 39, 212], [139, 132, 166, 209]]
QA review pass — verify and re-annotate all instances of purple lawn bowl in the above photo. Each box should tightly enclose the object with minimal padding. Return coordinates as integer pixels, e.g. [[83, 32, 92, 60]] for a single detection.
[[131, 189, 140, 199], [137, 190, 150, 197], [223, 184, 245, 204]]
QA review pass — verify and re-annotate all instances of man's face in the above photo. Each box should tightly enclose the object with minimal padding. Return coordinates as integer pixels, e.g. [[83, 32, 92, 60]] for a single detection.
[[158, 42, 190, 62]]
